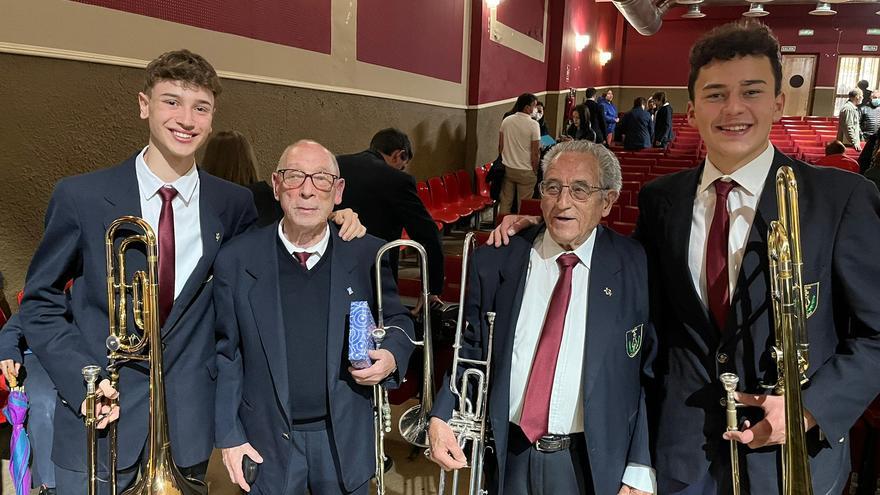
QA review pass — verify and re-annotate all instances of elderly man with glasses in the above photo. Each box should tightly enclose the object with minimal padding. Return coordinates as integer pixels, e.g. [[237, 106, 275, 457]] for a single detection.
[[427, 140, 657, 495], [213, 139, 415, 494]]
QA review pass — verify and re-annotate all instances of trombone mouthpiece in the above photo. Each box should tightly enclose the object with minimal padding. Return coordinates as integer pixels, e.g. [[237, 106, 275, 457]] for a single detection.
[[486, 312, 496, 325], [720, 373, 739, 392], [82, 365, 102, 384]]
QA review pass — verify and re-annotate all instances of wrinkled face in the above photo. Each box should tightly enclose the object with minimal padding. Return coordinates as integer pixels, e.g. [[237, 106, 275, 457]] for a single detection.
[[272, 142, 345, 233], [138, 80, 214, 162], [541, 152, 618, 251], [687, 55, 784, 172]]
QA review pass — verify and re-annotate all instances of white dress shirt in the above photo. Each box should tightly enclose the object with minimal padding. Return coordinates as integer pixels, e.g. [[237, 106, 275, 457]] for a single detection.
[[508, 229, 656, 493], [135, 147, 202, 299], [688, 143, 774, 309], [277, 221, 330, 269]]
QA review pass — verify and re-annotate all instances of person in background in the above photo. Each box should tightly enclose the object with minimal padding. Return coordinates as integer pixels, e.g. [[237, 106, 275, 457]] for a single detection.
[[498, 93, 541, 214], [814, 140, 859, 173], [838, 88, 863, 151], [584, 88, 608, 145], [620, 97, 654, 151], [599, 89, 619, 146], [859, 90, 880, 142], [652, 91, 674, 148], [534, 101, 550, 136], [562, 104, 596, 142]]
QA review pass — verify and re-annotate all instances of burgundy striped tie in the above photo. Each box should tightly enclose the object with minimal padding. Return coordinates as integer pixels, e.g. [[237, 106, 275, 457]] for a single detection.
[[519, 253, 580, 443], [706, 179, 737, 331], [295, 252, 312, 269], [157, 186, 177, 327]]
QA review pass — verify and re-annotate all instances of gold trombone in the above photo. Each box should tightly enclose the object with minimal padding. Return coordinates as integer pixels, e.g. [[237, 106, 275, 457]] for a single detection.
[[83, 216, 207, 495], [372, 239, 435, 494], [724, 166, 812, 495], [436, 232, 495, 495]]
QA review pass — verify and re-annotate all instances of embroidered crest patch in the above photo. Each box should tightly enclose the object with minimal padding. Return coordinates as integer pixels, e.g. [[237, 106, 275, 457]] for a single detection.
[[803, 282, 819, 319], [626, 324, 644, 358]]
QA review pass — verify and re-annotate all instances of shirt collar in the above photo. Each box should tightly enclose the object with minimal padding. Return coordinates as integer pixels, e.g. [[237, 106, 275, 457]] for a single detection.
[[536, 227, 597, 270], [700, 142, 774, 197], [135, 146, 199, 204], [277, 221, 331, 258]]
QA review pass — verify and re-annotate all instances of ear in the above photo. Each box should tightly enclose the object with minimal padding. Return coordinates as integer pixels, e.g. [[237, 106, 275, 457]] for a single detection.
[[602, 190, 620, 216], [772, 92, 785, 123], [138, 92, 150, 120], [271, 172, 281, 201], [333, 178, 346, 205], [686, 100, 697, 129]]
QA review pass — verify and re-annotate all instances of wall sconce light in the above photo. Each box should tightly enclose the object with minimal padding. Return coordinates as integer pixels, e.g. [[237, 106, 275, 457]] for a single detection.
[[486, 0, 501, 8], [599, 51, 613, 65], [575, 34, 591, 52]]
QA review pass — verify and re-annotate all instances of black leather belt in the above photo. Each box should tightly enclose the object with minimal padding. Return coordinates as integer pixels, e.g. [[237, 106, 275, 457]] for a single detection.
[[534, 434, 572, 453]]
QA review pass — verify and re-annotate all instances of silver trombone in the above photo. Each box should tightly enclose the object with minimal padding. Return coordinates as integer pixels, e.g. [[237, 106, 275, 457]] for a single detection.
[[373, 239, 435, 493], [437, 232, 495, 495]]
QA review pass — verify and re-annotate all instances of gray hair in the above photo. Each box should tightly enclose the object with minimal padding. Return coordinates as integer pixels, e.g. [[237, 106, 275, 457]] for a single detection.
[[541, 140, 622, 192], [848, 88, 863, 100], [276, 139, 340, 175]]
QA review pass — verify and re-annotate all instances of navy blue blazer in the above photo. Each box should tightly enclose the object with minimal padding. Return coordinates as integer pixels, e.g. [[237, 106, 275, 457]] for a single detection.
[[637, 149, 880, 493], [653, 104, 674, 146], [621, 107, 654, 151], [432, 225, 656, 495], [213, 223, 415, 493], [19, 154, 257, 471]]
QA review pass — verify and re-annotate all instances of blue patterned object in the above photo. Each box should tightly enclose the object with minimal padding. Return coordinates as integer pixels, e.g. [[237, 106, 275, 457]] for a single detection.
[[3, 390, 31, 494], [349, 301, 376, 369]]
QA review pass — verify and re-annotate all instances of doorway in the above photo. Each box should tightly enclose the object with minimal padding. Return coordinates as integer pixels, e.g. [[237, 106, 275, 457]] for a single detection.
[[782, 54, 817, 116]]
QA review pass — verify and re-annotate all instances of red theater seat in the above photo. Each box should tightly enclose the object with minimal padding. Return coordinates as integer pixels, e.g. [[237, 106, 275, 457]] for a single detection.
[[456, 169, 493, 210], [420, 180, 459, 225]]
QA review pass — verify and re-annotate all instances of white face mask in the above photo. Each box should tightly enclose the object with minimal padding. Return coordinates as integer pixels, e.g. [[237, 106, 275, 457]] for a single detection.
[[534, 111, 543, 120], [531, 108, 539, 119]]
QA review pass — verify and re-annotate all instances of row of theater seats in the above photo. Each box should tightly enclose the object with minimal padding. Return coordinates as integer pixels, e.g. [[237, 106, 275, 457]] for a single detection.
[[414, 167, 494, 229]]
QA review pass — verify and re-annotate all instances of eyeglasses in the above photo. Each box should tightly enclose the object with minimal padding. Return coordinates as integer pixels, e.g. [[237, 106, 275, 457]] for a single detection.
[[539, 180, 607, 202], [276, 169, 339, 192]]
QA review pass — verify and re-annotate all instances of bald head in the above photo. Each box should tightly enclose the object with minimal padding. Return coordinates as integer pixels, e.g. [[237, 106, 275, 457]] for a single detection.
[[277, 139, 340, 175]]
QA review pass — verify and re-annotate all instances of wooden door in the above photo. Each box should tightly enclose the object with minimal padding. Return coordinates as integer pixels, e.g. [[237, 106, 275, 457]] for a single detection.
[[782, 55, 816, 116]]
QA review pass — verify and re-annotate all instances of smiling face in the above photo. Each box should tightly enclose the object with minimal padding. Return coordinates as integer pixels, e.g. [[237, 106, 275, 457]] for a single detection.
[[687, 55, 784, 173], [138, 80, 214, 165], [541, 152, 617, 251], [272, 141, 345, 237]]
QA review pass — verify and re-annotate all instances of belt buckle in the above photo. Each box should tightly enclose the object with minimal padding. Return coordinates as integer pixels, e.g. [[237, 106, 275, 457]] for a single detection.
[[535, 434, 570, 453]]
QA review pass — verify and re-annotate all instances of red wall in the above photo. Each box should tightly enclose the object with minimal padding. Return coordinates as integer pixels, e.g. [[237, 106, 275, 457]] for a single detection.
[[357, 0, 465, 83], [497, 0, 546, 42], [554, 0, 623, 90], [75, 0, 332, 54], [620, 3, 880, 89]]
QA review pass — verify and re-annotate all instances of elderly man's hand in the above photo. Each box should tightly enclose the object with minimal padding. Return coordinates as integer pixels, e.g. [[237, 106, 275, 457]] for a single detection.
[[722, 392, 817, 448], [0, 359, 20, 384], [349, 349, 397, 386], [330, 208, 367, 241], [617, 484, 651, 495], [486, 215, 541, 247], [428, 417, 467, 471]]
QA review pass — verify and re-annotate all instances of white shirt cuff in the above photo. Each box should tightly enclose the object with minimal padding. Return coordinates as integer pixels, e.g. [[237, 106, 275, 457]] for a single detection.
[[622, 462, 656, 494]]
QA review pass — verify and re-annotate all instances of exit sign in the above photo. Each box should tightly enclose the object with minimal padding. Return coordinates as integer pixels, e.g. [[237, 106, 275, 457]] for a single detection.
[[864, 45, 879, 52], [868, 28, 880, 36], [781, 46, 797, 53], [798, 29, 814, 36]]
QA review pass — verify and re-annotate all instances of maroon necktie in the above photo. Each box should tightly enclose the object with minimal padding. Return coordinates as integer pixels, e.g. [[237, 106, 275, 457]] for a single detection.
[[706, 179, 737, 331], [295, 252, 312, 269], [519, 253, 580, 443], [157, 186, 178, 327]]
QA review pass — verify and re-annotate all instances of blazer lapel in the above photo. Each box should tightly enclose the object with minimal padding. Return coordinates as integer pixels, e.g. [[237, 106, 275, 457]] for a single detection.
[[247, 224, 291, 421], [163, 172, 226, 334], [326, 225, 358, 389], [103, 157, 142, 229], [582, 227, 623, 403]]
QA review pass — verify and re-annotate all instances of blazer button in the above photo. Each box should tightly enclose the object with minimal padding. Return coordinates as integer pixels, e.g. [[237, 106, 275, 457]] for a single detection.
[[717, 353, 729, 364], [282, 432, 290, 440]]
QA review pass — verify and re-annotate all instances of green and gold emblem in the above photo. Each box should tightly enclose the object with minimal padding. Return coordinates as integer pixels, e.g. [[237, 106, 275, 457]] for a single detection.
[[626, 324, 644, 358], [804, 282, 819, 318]]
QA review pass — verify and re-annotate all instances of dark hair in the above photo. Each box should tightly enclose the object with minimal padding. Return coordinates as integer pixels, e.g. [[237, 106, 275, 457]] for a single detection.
[[633, 97, 647, 108], [848, 89, 863, 100], [687, 21, 782, 101], [652, 91, 667, 105], [858, 80, 870, 90], [569, 104, 592, 140], [370, 128, 413, 161], [585, 87, 597, 99], [515, 93, 538, 112], [144, 49, 222, 96], [825, 140, 846, 156], [201, 131, 259, 185]]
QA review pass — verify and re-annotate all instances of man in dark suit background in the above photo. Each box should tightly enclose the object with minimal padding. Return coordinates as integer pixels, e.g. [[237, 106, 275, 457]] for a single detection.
[[215, 140, 415, 494], [17, 50, 258, 494], [635, 22, 880, 494], [584, 88, 608, 145], [620, 97, 655, 151], [428, 140, 655, 495], [652, 91, 674, 148], [337, 128, 444, 303]]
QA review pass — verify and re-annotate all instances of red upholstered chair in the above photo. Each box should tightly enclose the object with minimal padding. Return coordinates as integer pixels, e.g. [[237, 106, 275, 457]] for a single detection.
[[474, 166, 491, 199], [441, 173, 475, 217], [419, 180, 458, 226], [455, 169, 493, 210], [519, 198, 542, 216], [657, 158, 692, 169], [427, 177, 464, 223]]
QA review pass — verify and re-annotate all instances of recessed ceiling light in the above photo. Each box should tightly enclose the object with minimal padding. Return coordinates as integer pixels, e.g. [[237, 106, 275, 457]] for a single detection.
[[809, 2, 837, 15]]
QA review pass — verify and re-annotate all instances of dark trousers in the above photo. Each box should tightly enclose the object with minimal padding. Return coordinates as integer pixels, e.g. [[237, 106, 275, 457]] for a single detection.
[[257, 418, 368, 495], [55, 459, 207, 495], [25, 352, 57, 488], [502, 424, 593, 495]]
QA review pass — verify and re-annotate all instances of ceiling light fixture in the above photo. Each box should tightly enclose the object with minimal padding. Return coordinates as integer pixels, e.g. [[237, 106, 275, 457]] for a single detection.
[[682, 4, 707, 17], [599, 51, 613, 66], [486, 0, 501, 8], [575, 34, 591, 51], [809, 2, 837, 15], [743, 3, 769, 16]]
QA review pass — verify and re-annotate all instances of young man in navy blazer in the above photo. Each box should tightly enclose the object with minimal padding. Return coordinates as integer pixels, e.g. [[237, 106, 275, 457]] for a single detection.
[[429, 140, 656, 495], [214, 140, 415, 494]]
